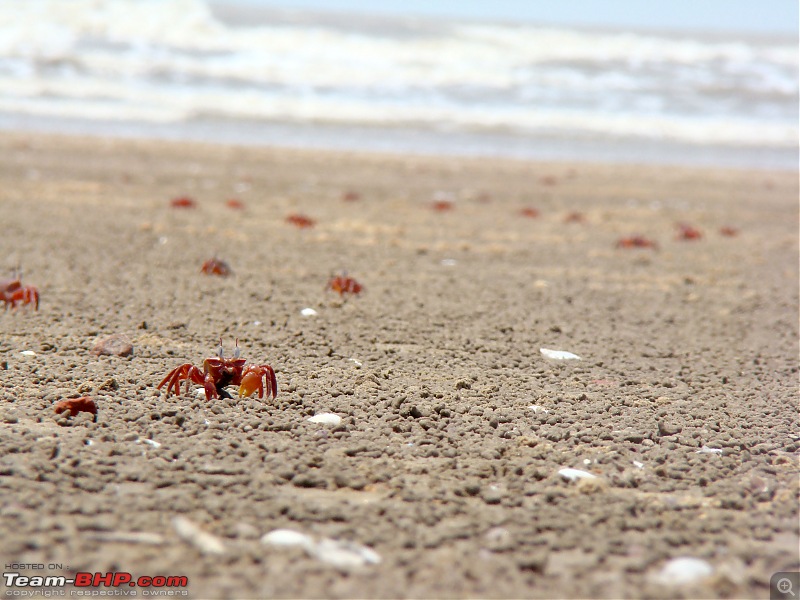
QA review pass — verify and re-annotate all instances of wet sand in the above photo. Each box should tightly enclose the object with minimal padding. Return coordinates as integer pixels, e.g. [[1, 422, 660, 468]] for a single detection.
[[0, 133, 798, 599]]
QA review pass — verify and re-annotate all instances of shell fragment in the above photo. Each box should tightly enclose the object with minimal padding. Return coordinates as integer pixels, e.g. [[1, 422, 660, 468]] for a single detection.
[[558, 468, 597, 482], [540, 348, 581, 360]]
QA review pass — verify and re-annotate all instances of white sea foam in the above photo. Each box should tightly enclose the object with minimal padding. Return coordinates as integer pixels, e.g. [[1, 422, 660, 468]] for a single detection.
[[0, 0, 796, 163]]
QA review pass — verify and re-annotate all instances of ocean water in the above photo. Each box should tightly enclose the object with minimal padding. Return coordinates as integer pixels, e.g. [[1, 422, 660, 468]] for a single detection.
[[0, 0, 796, 169]]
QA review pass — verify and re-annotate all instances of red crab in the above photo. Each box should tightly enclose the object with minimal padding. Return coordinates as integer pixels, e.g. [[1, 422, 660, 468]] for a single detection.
[[225, 199, 245, 210], [342, 191, 360, 202], [431, 200, 454, 212], [170, 196, 196, 209], [719, 226, 738, 237], [158, 339, 277, 400], [676, 222, 703, 240], [564, 211, 585, 223], [286, 214, 315, 228], [616, 236, 658, 250], [200, 257, 232, 277], [54, 397, 97, 419], [520, 207, 540, 218], [327, 273, 363, 296], [1, 275, 39, 310]]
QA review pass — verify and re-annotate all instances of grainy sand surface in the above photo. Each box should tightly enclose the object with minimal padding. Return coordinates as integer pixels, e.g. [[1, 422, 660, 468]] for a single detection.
[[0, 133, 798, 599]]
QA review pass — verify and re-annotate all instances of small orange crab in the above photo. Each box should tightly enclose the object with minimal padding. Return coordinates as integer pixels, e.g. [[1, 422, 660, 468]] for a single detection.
[[327, 273, 363, 296], [286, 214, 316, 228], [675, 222, 703, 240], [616, 236, 658, 250], [54, 397, 97, 419], [564, 211, 585, 223], [158, 339, 277, 400], [1, 274, 39, 310], [200, 257, 232, 277], [520, 207, 540, 218], [225, 198, 245, 210], [170, 196, 196, 209]]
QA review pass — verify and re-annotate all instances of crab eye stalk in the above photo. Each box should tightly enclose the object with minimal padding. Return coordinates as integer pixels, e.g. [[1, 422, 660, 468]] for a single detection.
[[234, 338, 241, 359], [217, 336, 224, 358]]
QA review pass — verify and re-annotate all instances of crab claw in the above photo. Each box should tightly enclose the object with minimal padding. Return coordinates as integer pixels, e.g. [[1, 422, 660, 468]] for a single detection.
[[238, 366, 278, 399]]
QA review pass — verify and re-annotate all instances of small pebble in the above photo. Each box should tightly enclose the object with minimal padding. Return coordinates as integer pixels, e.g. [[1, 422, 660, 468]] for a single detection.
[[654, 557, 714, 585], [262, 529, 315, 549], [137, 438, 161, 448], [172, 516, 225, 555], [20, 350, 36, 356], [529, 405, 549, 414], [440, 259, 457, 266], [558, 468, 597, 482], [307, 413, 342, 425], [696, 445, 723, 455], [301, 308, 318, 316], [309, 537, 381, 570], [540, 348, 581, 360], [92, 334, 134, 357]]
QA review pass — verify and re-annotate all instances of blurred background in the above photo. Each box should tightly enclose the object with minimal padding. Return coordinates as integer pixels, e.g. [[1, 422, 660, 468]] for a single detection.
[[0, 0, 796, 168]]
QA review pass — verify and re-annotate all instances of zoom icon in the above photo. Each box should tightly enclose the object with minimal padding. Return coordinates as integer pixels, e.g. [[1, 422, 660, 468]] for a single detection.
[[772, 572, 799, 600]]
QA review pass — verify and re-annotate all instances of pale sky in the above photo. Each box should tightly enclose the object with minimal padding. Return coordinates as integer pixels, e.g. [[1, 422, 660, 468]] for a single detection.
[[241, 0, 798, 34]]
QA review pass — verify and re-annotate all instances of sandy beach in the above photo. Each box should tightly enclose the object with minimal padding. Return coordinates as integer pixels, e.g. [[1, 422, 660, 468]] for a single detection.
[[0, 132, 797, 599]]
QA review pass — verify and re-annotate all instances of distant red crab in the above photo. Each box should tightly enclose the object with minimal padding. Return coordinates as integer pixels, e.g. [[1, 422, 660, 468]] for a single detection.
[[54, 397, 97, 418], [342, 191, 360, 202], [1, 275, 39, 310], [719, 226, 739, 237], [286, 213, 316, 228], [225, 199, 245, 210], [676, 222, 703, 240], [327, 273, 363, 296], [431, 200, 454, 212], [520, 207, 540, 218], [158, 339, 277, 400], [616, 236, 658, 249], [200, 257, 232, 277], [170, 196, 196, 209]]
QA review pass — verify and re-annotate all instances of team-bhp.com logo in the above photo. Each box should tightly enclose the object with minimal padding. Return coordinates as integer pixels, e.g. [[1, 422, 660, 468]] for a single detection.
[[3, 570, 189, 596]]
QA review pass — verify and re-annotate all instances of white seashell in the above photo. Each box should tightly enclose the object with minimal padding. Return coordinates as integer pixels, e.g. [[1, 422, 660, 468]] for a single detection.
[[540, 348, 581, 360], [582, 458, 592, 465], [558, 468, 597, 482], [262, 529, 315, 549], [654, 557, 714, 585], [307, 413, 342, 425], [633, 460, 645, 469], [348, 358, 362, 367], [528, 405, 550, 414], [440, 259, 457, 266], [301, 307, 318, 316], [696, 446, 723, 455], [138, 438, 161, 448], [253, 320, 262, 326], [20, 350, 36, 356], [309, 537, 381, 569], [172, 516, 225, 555]]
